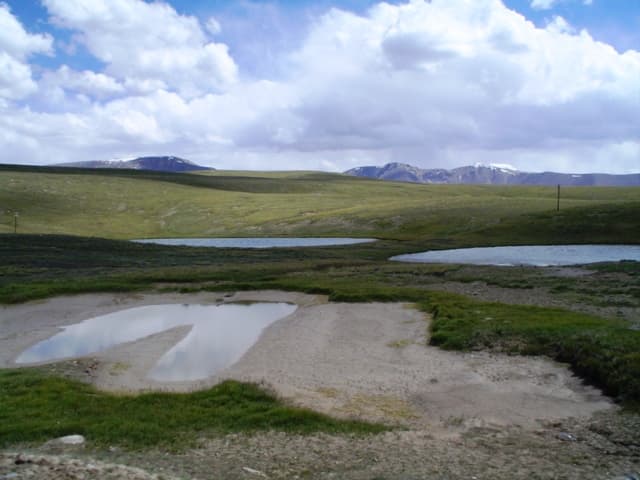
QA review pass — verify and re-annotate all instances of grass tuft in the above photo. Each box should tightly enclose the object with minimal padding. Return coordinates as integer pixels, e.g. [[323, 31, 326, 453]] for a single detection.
[[0, 371, 384, 450]]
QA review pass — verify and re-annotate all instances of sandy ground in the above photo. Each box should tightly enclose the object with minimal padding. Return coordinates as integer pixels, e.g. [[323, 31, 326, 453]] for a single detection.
[[0, 291, 611, 432], [2, 291, 639, 479]]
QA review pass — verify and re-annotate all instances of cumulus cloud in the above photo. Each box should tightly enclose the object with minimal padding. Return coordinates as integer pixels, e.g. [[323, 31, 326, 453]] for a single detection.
[[235, 0, 640, 160], [42, 66, 125, 99], [0, 3, 53, 58], [0, 52, 39, 100], [0, 3, 53, 99], [42, 0, 238, 97], [0, 0, 638, 173]]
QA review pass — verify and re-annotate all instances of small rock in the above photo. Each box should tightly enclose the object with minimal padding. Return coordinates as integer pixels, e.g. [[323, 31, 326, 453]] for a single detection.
[[242, 466, 268, 477], [1, 473, 19, 479], [557, 432, 576, 442], [56, 434, 85, 445]]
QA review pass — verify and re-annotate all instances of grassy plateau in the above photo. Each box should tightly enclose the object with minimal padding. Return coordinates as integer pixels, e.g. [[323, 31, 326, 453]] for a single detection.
[[1, 164, 639, 449]]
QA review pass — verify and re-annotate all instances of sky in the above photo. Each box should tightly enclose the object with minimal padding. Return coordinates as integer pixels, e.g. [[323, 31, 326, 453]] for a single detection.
[[0, 0, 638, 173]]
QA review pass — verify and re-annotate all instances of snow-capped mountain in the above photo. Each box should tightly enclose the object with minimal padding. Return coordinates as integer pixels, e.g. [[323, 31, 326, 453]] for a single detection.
[[345, 162, 640, 186], [56, 156, 212, 173]]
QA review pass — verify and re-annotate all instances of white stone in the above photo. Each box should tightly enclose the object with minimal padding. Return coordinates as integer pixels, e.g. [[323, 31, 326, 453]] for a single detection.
[[56, 434, 85, 445]]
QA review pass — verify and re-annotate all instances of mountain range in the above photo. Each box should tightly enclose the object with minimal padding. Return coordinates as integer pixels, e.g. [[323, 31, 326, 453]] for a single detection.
[[56, 156, 211, 173], [52, 156, 639, 186], [345, 163, 640, 186]]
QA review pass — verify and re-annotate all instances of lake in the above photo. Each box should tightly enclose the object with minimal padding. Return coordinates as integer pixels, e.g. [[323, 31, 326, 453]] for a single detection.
[[15, 303, 297, 381], [134, 238, 376, 248], [390, 245, 640, 266]]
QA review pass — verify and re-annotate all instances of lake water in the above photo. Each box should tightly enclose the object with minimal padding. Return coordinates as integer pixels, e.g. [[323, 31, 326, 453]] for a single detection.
[[133, 237, 375, 248], [15, 303, 297, 381], [390, 245, 640, 267]]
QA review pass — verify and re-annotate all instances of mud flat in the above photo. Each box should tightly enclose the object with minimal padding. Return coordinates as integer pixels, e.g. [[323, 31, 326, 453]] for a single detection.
[[3, 291, 638, 479], [0, 291, 611, 432]]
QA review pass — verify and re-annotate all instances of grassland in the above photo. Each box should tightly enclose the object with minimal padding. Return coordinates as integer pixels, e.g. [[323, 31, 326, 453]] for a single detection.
[[2, 164, 639, 242], [1, 164, 639, 449]]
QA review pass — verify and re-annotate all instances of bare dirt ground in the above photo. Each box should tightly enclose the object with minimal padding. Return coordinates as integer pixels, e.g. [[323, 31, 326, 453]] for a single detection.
[[1, 291, 638, 479]]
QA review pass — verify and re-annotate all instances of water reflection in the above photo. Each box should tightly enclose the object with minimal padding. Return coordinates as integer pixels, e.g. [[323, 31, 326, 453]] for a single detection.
[[16, 303, 296, 381], [391, 245, 640, 266], [133, 237, 375, 248]]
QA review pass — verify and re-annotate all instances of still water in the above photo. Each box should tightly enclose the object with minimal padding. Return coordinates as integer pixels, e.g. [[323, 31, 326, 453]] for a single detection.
[[134, 237, 375, 248], [391, 245, 640, 267], [15, 303, 296, 381]]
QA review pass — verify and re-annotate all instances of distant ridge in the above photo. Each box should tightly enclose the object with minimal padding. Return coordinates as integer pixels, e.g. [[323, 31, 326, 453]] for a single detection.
[[56, 156, 212, 173], [345, 162, 640, 186]]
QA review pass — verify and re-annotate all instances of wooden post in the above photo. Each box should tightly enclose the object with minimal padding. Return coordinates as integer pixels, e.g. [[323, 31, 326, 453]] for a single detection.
[[557, 184, 560, 212], [13, 213, 18, 233]]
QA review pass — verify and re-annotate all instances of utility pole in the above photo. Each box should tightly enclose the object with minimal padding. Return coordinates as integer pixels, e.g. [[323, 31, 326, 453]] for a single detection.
[[14, 212, 18, 233], [557, 184, 560, 212]]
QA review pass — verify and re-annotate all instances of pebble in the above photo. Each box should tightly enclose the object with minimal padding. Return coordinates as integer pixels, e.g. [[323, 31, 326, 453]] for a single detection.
[[556, 432, 577, 442], [56, 434, 86, 445]]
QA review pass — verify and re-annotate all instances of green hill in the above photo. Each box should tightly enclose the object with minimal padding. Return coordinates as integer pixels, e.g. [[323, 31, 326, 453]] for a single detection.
[[1, 164, 639, 244]]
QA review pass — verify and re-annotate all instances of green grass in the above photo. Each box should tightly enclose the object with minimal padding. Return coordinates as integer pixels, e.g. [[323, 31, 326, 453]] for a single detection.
[[1, 164, 639, 242], [0, 371, 383, 450]]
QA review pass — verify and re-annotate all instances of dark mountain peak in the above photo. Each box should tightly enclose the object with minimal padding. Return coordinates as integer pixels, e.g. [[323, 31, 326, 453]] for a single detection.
[[56, 156, 213, 173], [130, 156, 210, 172]]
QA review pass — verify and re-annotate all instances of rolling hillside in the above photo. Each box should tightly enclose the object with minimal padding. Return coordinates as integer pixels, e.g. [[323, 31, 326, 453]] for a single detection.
[[1, 164, 639, 243]]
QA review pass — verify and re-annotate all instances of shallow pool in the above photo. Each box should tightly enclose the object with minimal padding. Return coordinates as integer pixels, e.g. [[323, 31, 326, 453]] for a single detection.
[[390, 245, 640, 267], [133, 237, 376, 248], [15, 303, 297, 381]]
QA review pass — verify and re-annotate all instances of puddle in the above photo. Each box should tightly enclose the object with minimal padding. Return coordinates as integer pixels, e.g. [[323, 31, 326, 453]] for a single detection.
[[15, 303, 297, 381], [133, 237, 376, 248], [390, 245, 640, 266]]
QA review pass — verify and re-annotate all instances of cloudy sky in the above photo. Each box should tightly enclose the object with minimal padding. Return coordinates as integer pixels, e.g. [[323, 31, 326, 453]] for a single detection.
[[1, 0, 638, 173]]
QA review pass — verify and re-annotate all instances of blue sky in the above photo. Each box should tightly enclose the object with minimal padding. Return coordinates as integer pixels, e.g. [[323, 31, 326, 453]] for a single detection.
[[1, 0, 639, 172]]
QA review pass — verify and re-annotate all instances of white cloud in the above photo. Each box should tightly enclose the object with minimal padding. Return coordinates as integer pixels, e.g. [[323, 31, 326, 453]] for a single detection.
[[0, 0, 638, 174], [531, 0, 594, 10], [42, 0, 238, 97], [0, 3, 53, 58], [42, 65, 125, 99], [206, 17, 221, 36], [0, 3, 53, 100], [0, 52, 39, 100], [531, 0, 559, 9], [546, 16, 575, 34], [222, 0, 639, 172]]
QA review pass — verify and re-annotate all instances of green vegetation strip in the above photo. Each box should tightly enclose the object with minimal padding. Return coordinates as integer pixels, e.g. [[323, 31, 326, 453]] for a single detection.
[[0, 372, 383, 450], [423, 292, 640, 405]]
